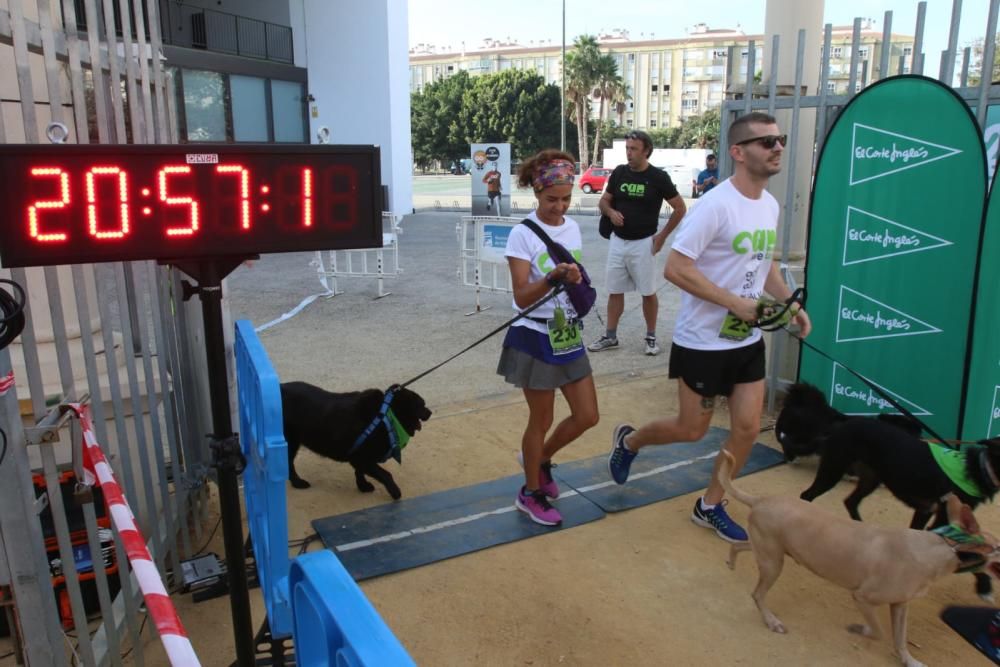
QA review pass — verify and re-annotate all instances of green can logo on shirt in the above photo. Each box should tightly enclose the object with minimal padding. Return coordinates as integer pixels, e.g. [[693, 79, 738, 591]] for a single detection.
[[537, 249, 582, 272], [732, 229, 777, 256], [619, 182, 646, 197]]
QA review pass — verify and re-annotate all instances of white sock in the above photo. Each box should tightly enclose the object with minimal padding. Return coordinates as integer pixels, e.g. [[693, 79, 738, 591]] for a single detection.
[[699, 497, 716, 511]]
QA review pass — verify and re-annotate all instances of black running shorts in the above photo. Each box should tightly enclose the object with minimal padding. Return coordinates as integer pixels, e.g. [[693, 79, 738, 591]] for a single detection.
[[668, 339, 766, 397]]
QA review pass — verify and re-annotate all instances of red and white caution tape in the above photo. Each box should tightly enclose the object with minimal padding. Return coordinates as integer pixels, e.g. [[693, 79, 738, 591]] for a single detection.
[[71, 404, 201, 666], [0, 370, 14, 396]]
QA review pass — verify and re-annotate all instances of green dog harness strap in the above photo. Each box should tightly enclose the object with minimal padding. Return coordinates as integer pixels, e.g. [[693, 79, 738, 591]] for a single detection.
[[929, 443, 985, 499]]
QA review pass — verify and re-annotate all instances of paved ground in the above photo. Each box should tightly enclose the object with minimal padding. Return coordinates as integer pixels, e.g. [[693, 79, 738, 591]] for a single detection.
[[122, 209, 998, 665]]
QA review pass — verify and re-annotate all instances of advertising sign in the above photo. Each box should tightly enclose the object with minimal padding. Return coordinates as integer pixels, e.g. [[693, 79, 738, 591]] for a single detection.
[[470, 143, 511, 217], [800, 76, 987, 437]]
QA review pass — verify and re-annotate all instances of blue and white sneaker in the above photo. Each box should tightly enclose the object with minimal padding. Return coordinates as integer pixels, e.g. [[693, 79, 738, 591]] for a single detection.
[[691, 499, 748, 543], [608, 424, 637, 484]]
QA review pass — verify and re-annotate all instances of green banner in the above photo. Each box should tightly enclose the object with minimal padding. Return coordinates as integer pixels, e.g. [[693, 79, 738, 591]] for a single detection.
[[801, 76, 987, 437], [962, 167, 1000, 440]]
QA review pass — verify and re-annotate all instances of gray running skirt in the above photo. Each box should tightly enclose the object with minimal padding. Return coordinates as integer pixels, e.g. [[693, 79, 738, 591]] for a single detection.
[[496, 346, 592, 390]]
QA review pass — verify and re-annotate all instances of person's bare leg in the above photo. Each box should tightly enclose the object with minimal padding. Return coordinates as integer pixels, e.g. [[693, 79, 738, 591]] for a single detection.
[[703, 379, 764, 505], [641, 293, 658, 334], [542, 374, 599, 461], [625, 379, 714, 452], [606, 293, 625, 332], [520, 388, 555, 490]]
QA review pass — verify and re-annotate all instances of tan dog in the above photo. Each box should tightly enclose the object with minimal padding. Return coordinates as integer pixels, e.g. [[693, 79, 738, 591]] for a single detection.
[[719, 451, 1000, 667]]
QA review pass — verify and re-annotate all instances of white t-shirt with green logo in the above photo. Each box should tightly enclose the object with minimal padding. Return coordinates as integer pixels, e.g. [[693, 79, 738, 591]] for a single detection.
[[504, 211, 582, 335], [670, 178, 779, 350]]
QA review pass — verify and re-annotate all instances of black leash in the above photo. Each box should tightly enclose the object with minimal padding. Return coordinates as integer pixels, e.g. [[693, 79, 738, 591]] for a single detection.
[[400, 284, 566, 389], [784, 328, 955, 448], [755, 287, 806, 331]]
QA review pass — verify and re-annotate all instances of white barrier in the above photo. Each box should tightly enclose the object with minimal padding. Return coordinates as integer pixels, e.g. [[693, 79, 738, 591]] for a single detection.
[[457, 215, 522, 315], [314, 212, 403, 299]]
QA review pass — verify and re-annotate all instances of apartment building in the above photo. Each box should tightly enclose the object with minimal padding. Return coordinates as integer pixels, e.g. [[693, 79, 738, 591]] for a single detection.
[[410, 21, 914, 130]]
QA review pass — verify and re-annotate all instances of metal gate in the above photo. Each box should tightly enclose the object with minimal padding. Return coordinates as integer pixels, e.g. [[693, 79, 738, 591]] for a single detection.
[[0, 1, 213, 664]]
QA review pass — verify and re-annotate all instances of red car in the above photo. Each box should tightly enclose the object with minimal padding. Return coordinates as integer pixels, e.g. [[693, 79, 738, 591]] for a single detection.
[[578, 166, 611, 193]]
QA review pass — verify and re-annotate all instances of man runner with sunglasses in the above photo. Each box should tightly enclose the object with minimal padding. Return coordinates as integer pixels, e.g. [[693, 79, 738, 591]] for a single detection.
[[589, 130, 687, 356], [607, 112, 812, 543]]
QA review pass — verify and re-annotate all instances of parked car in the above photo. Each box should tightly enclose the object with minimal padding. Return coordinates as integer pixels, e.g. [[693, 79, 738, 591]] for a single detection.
[[578, 166, 611, 193]]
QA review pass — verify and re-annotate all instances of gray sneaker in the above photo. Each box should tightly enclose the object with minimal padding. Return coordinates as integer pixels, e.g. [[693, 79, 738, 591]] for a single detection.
[[588, 335, 619, 352], [644, 336, 661, 356]]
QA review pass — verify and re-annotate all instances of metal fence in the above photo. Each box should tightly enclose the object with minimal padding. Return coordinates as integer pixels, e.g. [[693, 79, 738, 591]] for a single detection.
[[0, 0, 213, 664], [713, 0, 1000, 412]]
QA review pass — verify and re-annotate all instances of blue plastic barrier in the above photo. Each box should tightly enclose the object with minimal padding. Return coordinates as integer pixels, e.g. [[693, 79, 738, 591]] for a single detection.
[[235, 319, 293, 637], [234, 319, 415, 664], [289, 552, 415, 667]]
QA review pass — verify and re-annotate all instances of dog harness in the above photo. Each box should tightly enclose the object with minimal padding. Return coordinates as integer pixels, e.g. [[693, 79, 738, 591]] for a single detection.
[[932, 523, 995, 574], [350, 386, 410, 464], [928, 443, 988, 499]]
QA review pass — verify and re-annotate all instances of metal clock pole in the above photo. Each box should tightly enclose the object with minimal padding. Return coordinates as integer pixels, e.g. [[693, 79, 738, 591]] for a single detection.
[[173, 257, 255, 667]]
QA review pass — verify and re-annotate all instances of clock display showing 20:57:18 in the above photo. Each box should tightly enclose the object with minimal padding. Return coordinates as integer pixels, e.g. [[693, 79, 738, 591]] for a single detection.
[[0, 146, 382, 268]]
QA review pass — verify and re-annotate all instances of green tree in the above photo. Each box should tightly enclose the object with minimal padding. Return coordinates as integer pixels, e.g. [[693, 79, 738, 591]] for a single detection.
[[564, 35, 602, 167], [969, 35, 1000, 86], [591, 54, 623, 164], [457, 69, 563, 160], [410, 71, 474, 170], [677, 108, 721, 151]]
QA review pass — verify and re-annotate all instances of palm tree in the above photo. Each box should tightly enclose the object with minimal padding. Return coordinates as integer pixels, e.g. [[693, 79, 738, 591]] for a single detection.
[[591, 54, 622, 165], [608, 78, 631, 127], [564, 35, 601, 166]]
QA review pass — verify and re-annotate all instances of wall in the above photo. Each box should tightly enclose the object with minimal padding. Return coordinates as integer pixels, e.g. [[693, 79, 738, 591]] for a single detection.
[[300, 0, 413, 214]]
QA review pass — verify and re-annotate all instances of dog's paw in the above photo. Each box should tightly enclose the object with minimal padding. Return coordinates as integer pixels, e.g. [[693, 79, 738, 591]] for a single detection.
[[356, 479, 376, 493], [979, 592, 996, 604], [290, 478, 311, 489], [847, 623, 875, 637], [765, 618, 787, 634], [388, 486, 402, 500]]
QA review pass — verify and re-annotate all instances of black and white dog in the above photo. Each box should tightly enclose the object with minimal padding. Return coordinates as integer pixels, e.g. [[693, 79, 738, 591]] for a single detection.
[[280, 382, 432, 499]]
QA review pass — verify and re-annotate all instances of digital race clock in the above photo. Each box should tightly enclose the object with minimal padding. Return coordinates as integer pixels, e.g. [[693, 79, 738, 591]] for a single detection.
[[0, 144, 383, 268]]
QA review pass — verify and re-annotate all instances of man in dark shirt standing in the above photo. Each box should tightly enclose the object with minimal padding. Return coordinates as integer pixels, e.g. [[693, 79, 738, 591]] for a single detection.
[[589, 130, 687, 355]]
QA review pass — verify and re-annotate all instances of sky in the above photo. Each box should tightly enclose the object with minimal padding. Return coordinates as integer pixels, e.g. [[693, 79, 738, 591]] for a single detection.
[[408, 0, 992, 81]]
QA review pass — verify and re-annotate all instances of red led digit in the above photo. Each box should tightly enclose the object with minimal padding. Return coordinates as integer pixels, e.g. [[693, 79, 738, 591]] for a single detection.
[[302, 168, 313, 227], [27, 167, 71, 242], [326, 165, 358, 226], [217, 164, 251, 229], [86, 166, 129, 239], [158, 166, 200, 237]]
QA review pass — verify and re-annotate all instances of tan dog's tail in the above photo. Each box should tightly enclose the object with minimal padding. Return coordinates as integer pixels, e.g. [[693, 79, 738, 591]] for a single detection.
[[718, 450, 758, 507]]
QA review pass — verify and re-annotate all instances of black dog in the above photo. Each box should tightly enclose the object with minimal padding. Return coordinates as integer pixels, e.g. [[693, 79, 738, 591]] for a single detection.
[[776, 383, 1000, 527], [776, 382, 1000, 599], [280, 382, 432, 499]]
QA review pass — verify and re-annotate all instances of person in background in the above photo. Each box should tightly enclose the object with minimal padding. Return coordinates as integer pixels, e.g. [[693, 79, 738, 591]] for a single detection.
[[498, 149, 600, 526], [588, 130, 687, 356], [694, 153, 719, 197], [606, 113, 811, 543]]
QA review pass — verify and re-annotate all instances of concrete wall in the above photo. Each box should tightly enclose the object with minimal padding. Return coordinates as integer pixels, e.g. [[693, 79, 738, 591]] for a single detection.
[[299, 0, 413, 214]]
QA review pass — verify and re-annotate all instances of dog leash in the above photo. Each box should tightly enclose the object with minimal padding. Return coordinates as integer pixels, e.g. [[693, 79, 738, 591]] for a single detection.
[[782, 329, 955, 448], [400, 284, 566, 389], [755, 288, 806, 331]]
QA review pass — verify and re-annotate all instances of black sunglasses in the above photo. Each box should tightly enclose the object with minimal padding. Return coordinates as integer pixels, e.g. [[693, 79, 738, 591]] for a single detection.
[[735, 134, 787, 149]]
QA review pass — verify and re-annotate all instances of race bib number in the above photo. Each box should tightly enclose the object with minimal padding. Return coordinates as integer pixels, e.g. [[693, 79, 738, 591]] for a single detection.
[[548, 314, 583, 355], [719, 312, 752, 342]]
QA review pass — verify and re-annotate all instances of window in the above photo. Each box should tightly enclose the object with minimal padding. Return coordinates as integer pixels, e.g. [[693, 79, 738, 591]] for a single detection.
[[903, 46, 913, 56], [628, 53, 635, 62], [271, 80, 306, 142], [626, 119, 633, 127], [831, 46, 844, 59], [662, 84, 670, 94], [230, 75, 268, 142], [826, 81, 836, 93], [650, 119, 657, 127], [857, 47, 869, 59], [182, 69, 228, 141], [651, 84, 658, 92], [681, 99, 699, 110]]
